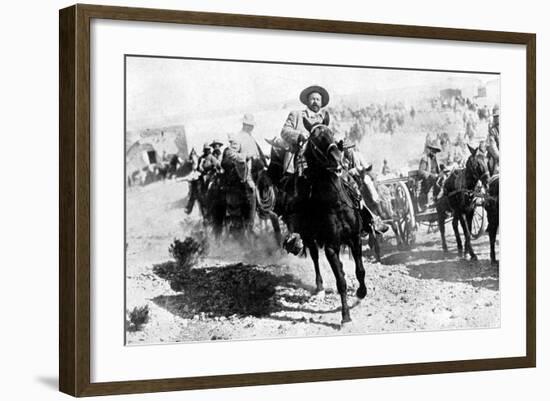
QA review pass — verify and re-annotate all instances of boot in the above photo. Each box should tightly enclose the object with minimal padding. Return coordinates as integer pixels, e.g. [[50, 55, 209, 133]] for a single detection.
[[360, 205, 389, 234]]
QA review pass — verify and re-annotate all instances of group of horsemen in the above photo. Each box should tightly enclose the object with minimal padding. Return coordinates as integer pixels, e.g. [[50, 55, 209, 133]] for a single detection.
[[185, 84, 500, 239]]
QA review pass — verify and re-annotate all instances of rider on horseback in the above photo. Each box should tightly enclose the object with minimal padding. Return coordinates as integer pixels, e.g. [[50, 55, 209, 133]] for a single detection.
[[487, 105, 499, 176], [221, 115, 267, 229], [339, 138, 387, 226], [279, 85, 386, 240], [418, 138, 443, 211], [185, 143, 219, 214]]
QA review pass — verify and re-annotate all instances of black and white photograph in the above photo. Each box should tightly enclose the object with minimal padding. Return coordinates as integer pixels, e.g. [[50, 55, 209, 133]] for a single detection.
[[124, 56, 500, 344]]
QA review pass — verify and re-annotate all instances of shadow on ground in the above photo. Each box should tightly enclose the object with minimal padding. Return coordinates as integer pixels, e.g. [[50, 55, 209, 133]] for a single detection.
[[406, 259, 499, 291], [151, 262, 342, 326], [382, 247, 499, 291]]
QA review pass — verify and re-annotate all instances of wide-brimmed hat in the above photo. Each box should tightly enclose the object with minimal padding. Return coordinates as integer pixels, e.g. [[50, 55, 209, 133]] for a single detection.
[[300, 85, 330, 108], [341, 137, 355, 150], [209, 140, 223, 148], [426, 139, 442, 152], [242, 113, 256, 126]]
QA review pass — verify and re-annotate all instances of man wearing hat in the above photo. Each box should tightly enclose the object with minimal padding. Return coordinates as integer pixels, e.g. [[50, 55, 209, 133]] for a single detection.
[[209, 139, 224, 162], [340, 139, 387, 231], [418, 139, 443, 211], [486, 104, 500, 176], [221, 130, 258, 228], [280, 85, 331, 175], [340, 137, 367, 184], [185, 143, 219, 214]]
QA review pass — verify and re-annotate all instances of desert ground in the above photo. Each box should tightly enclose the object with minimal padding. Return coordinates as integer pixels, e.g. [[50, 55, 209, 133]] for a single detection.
[[125, 176, 500, 345]]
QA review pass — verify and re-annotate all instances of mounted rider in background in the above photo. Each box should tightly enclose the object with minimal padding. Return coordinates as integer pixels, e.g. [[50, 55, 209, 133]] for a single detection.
[[487, 105, 500, 176], [418, 139, 443, 211]]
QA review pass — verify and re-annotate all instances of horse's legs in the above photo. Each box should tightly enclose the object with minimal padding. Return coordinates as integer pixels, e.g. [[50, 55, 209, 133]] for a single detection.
[[306, 240, 323, 294], [324, 246, 351, 324], [269, 214, 282, 247], [349, 236, 367, 299], [487, 207, 499, 265], [452, 215, 463, 256], [458, 213, 477, 260], [437, 201, 449, 253], [368, 226, 381, 262]]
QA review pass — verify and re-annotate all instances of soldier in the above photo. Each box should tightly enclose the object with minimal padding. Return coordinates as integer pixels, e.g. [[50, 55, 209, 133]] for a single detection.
[[185, 145, 206, 214], [233, 114, 267, 181], [487, 105, 500, 176], [281, 85, 331, 176], [185, 143, 219, 215], [340, 138, 367, 184], [340, 142, 388, 233], [221, 130, 257, 228], [418, 139, 443, 211], [209, 140, 224, 162]]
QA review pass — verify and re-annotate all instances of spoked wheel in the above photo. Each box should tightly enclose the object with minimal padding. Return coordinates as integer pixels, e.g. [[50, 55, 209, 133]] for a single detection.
[[394, 181, 417, 247], [471, 203, 486, 239]]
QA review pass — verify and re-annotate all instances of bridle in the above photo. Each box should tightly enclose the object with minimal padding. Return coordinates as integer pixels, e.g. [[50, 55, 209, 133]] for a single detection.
[[305, 125, 341, 174]]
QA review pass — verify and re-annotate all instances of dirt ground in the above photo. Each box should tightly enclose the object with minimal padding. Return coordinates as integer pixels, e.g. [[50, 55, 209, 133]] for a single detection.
[[125, 179, 500, 345]]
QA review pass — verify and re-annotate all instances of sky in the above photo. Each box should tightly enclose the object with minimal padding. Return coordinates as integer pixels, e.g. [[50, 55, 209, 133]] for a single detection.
[[125, 56, 498, 133]]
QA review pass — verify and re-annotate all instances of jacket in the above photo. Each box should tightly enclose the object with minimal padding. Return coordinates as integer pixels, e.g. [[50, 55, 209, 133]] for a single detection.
[[280, 108, 329, 174]]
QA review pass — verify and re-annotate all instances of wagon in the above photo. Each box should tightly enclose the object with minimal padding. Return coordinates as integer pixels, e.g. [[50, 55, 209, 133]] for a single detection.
[[375, 169, 486, 247]]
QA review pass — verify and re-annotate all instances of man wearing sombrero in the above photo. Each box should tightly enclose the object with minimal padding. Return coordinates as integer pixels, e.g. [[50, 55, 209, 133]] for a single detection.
[[280, 85, 330, 175], [486, 104, 499, 176], [418, 138, 443, 211], [209, 139, 224, 162]]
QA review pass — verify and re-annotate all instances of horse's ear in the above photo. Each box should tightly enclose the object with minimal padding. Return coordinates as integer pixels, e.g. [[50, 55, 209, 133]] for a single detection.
[[302, 117, 313, 133], [467, 144, 477, 156], [322, 112, 330, 127]]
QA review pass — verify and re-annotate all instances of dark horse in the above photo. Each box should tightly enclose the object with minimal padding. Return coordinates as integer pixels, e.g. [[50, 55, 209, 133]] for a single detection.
[[205, 156, 256, 242], [436, 145, 490, 260], [485, 175, 499, 265], [287, 118, 370, 325]]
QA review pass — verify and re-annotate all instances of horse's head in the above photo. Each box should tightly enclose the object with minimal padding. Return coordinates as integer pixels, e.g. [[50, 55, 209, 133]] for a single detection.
[[302, 115, 341, 172], [466, 144, 490, 187]]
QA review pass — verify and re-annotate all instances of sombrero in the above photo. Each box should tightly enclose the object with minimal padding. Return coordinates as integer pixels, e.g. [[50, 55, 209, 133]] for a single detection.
[[426, 139, 442, 152], [209, 140, 223, 147], [299, 85, 330, 108], [341, 137, 355, 149]]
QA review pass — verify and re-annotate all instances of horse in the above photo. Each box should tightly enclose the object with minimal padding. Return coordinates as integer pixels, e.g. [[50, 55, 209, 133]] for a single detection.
[[485, 175, 499, 265], [436, 145, 490, 260], [287, 117, 369, 325], [204, 171, 226, 239]]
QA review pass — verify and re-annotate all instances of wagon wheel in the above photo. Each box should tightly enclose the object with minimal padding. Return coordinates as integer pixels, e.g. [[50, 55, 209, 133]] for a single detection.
[[470, 203, 486, 239], [394, 181, 417, 246]]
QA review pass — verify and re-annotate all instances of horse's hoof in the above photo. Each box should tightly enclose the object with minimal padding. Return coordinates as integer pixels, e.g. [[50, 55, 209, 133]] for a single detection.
[[470, 255, 478, 261], [340, 317, 352, 328], [356, 286, 367, 299]]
